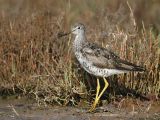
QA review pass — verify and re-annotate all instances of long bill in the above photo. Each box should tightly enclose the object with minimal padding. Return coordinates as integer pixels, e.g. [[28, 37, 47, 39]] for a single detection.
[[57, 31, 71, 38], [57, 28, 76, 38]]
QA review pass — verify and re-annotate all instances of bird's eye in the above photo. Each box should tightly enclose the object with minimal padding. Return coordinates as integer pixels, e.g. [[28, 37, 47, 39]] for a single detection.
[[78, 27, 80, 29]]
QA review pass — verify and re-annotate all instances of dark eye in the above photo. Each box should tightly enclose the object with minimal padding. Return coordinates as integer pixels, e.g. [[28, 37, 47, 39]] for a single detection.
[[78, 27, 80, 29]]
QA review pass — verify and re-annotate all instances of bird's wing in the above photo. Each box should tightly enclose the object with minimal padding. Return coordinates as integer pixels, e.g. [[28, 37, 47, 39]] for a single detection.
[[82, 42, 145, 71]]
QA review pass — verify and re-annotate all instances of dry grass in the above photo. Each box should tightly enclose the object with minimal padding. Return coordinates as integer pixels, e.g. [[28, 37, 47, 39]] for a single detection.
[[0, 0, 159, 106]]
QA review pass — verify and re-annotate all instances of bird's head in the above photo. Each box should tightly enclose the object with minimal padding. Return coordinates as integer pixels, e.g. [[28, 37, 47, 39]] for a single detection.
[[57, 23, 85, 38], [71, 23, 85, 35]]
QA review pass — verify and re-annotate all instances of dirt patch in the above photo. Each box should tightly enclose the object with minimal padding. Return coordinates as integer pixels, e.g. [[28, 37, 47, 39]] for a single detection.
[[0, 97, 159, 120]]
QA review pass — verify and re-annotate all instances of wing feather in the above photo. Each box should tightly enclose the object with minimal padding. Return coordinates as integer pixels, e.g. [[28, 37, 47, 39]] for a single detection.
[[82, 42, 145, 71]]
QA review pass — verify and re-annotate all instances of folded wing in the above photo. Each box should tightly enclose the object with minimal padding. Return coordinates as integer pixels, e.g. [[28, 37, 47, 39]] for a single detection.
[[82, 42, 145, 72]]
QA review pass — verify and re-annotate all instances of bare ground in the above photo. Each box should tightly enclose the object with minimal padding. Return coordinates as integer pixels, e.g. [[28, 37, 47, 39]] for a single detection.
[[0, 97, 159, 120]]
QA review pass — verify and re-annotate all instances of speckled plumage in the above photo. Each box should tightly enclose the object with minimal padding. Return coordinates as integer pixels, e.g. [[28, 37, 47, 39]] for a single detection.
[[72, 23, 145, 77]]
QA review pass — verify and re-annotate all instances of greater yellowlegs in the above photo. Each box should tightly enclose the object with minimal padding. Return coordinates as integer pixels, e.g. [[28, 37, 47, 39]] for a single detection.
[[58, 23, 145, 112]]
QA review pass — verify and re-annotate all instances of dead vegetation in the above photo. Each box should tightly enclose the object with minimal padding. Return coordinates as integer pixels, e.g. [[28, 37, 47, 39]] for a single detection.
[[0, 0, 159, 107]]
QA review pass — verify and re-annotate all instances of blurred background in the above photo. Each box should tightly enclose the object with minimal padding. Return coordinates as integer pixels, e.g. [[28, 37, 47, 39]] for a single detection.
[[0, 0, 160, 32]]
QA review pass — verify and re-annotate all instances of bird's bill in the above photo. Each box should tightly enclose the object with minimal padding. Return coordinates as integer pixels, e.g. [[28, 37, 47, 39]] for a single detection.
[[57, 31, 71, 38], [57, 28, 76, 38]]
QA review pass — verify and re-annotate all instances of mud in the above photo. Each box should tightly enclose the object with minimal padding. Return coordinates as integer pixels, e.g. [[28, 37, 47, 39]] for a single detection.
[[0, 97, 159, 120]]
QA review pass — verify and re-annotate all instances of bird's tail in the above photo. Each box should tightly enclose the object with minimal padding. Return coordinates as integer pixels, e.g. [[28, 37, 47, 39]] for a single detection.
[[117, 59, 146, 72], [130, 64, 146, 72]]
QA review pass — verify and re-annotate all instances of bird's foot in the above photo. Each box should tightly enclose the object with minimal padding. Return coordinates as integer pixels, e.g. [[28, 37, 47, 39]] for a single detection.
[[88, 99, 99, 112]]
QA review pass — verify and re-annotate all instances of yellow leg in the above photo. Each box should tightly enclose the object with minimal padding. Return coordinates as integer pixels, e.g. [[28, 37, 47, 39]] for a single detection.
[[95, 78, 100, 100], [89, 77, 109, 112], [89, 78, 100, 112], [97, 77, 109, 100]]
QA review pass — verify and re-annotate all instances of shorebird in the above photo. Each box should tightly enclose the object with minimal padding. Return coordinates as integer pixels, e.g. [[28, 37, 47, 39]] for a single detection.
[[58, 23, 145, 112]]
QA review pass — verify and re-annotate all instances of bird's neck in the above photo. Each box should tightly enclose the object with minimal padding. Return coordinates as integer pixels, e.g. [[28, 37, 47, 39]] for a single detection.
[[73, 33, 86, 52]]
